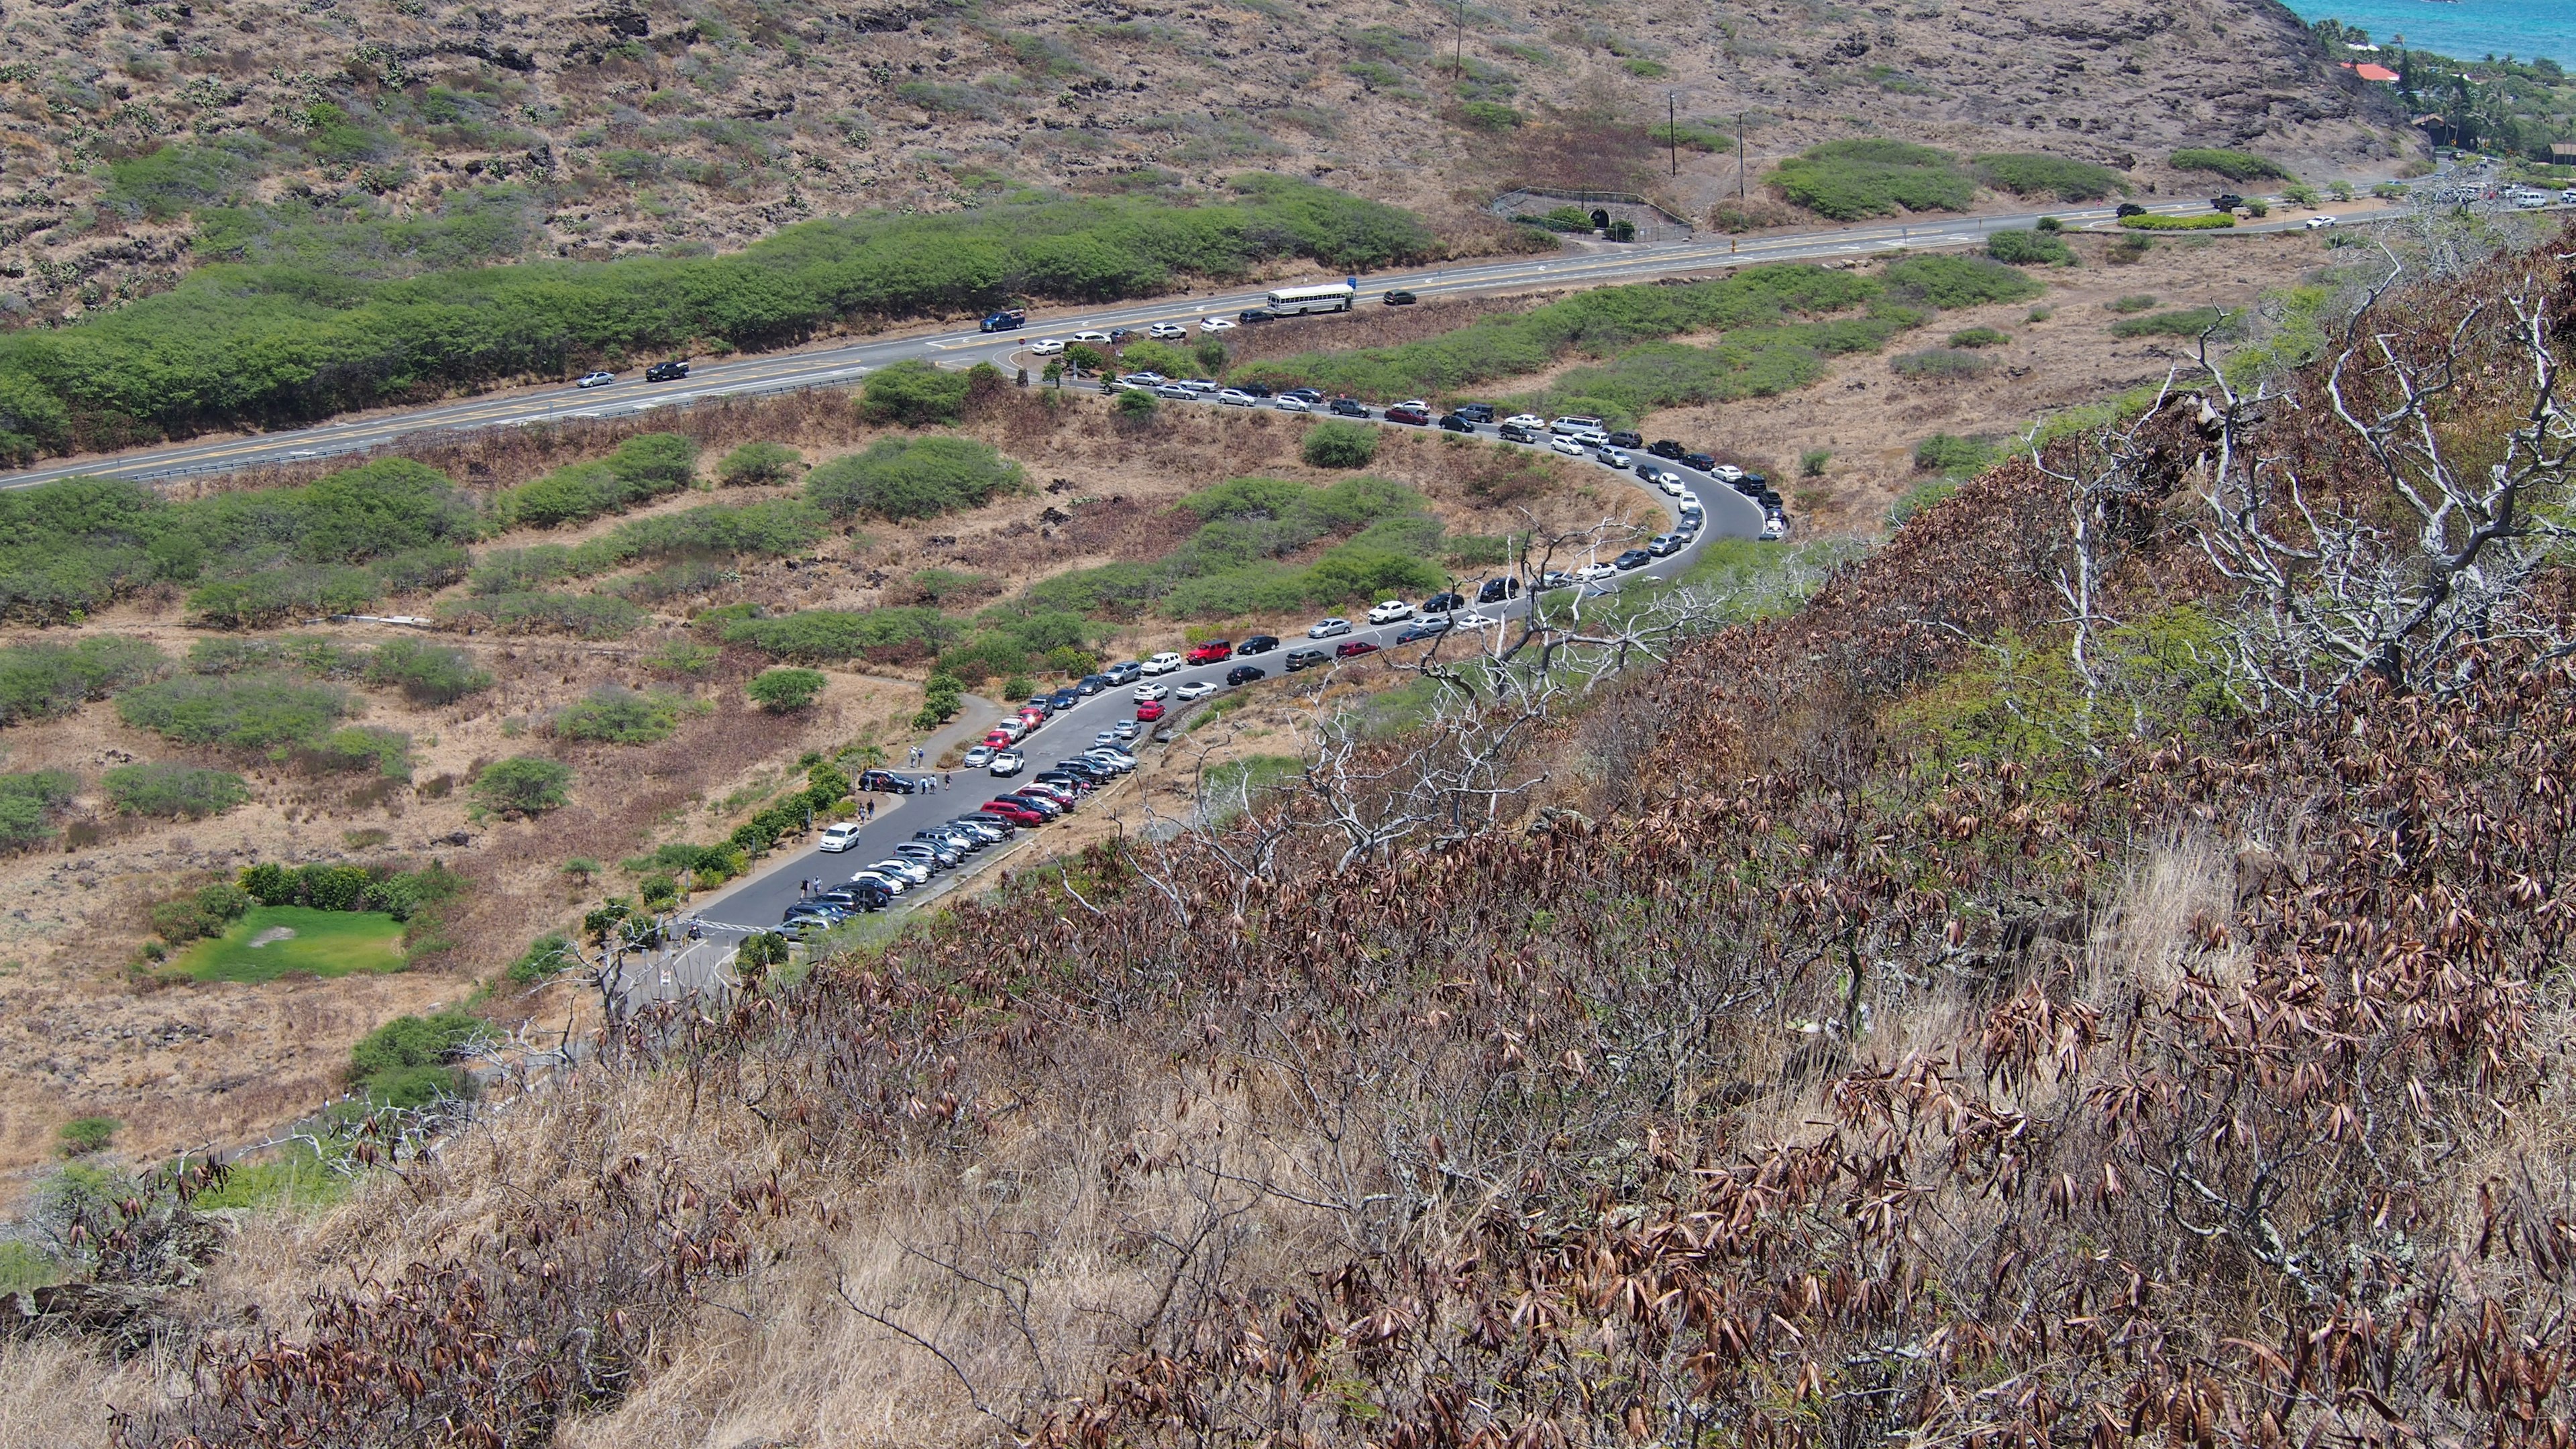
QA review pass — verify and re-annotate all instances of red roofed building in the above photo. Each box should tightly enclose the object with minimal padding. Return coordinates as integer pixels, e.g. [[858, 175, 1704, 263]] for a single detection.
[[2339, 61, 2402, 82]]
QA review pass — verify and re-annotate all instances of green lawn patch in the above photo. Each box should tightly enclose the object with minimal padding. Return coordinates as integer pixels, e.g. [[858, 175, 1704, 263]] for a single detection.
[[172, 905, 407, 981], [2118, 213, 2236, 231], [1770, 140, 1974, 219]]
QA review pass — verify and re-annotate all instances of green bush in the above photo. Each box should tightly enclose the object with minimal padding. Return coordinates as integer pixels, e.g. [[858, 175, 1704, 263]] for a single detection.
[[2108, 294, 2158, 314], [0, 769, 77, 849], [1461, 101, 1523, 131], [1986, 228, 2075, 266], [303, 725, 413, 777], [347, 1010, 482, 1107], [2169, 148, 2288, 181], [1891, 347, 1995, 380], [506, 932, 576, 983], [1301, 420, 1381, 468], [56, 1117, 120, 1157], [722, 606, 958, 662], [1800, 448, 1831, 477], [1914, 433, 2005, 476], [364, 639, 491, 704], [859, 360, 974, 425], [1114, 388, 1160, 421], [1888, 478, 1960, 527], [2110, 307, 2229, 338], [103, 762, 250, 819], [0, 637, 166, 724], [472, 755, 572, 815], [491, 433, 700, 529], [1970, 153, 2128, 201], [716, 441, 802, 486], [148, 881, 252, 945], [806, 435, 1022, 521], [2117, 212, 2236, 231], [1770, 140, 1974, 219], [1946, 327, 2010, 348], [1881, 255, 2045, 309], [746, 667, 828, 712], [115, 674, 351, 752], [555, 686, 687, 744]]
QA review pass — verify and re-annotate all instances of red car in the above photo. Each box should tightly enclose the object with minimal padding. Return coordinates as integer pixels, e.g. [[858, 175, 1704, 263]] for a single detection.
[[1385, 405, 1432, 425], [1186, 640, 1233, 665], [1136, 700, 1167, 722], [980, 800, 1045, 826], [1335, 639, 1381, 659]]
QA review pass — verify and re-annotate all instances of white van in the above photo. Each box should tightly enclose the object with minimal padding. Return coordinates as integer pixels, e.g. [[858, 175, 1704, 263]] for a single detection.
[[1550, 415, 1606, 436], [1141, 651, 1185, 676]]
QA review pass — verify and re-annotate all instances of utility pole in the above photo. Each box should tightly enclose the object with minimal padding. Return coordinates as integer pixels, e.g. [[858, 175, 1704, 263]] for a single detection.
[[1453, 0, 1466, 78], [1668, 92, 1679, 176], [1737, 111, 1747, 199]]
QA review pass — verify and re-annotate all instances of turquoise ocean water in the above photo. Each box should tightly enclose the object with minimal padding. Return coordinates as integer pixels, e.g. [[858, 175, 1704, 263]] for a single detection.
[[2280, 0, 2573, 65]]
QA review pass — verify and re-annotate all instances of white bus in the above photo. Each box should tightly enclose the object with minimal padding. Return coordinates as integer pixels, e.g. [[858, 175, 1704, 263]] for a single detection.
[[1265, 282, 1358, 315]]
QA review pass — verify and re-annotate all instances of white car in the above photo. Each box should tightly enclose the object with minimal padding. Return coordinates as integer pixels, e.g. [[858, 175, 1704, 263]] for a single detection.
[[1148, 322, 1189, 339], [871, 858, 932, 885], [1366, 599, 1413, 625], [1217, 388, 1258, 407], [1453, 611, 1497, 629], [989, 750, 1026, 777], [1711, 464, 1746, 483], [576, 370, 616, 388], [1395, 398, 1430, 413], [1597, 447, 1630, 468], [1142, 651, 1184, 676], [1275, 394, 1312, 413], [2304, 215, 2337, 229], [991, 718, 1027, 743], [1503, 413, 1546, 430], [1574, 562, 1619, 582], [1199, 317, 1237, 332], [1133, 682, 1169, 702], [1550, 437, 1586, 457], [1175, 680, 1219, 701], [1760, 516, 1788, 540], [961, 744, 996, 768], [1179, 378, 1218, 393], [1029, 338, 1066, 355], [1568, 429, 1610, 449], [1550, 415, 1605, 435], [817, 822, 863, 853], [1657, 475, 1686, 497], [1677, 491, 1701, 511], [1072, 330, 1112, 343], [1309, 616, 1353, 638], [849, 869, 908, 895]]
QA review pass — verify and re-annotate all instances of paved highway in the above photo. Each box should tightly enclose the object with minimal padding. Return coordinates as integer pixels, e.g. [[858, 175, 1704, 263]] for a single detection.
[[672, 401, 1762, 956], [0, 194, 2385, 492]]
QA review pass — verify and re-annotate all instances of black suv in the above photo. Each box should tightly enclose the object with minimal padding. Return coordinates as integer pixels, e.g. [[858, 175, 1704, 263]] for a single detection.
[[1238, 307, 1279, 323], [1383, 288, 1419, 305], [2209, 194, 2245, 213], [1649, 439, 1688, 461], [1438, 413, 1476, 433], [1681, 452, 1719, 472], [1477, 576, 1523, 604], [1225, 663, 1268, 686], [1285, 647, 1329, 671], [1237, 634, 1280, 655], [2115, 202, 2148, 218], [645, 360, 690, 382], [1420, 592, 1466, 613], [1329, 397, 1371, 418]]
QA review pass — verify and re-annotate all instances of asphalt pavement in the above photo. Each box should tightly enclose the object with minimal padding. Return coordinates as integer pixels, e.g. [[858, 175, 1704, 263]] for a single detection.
[[674, 409, 1761, 957], [0, 193, 2410, 492]]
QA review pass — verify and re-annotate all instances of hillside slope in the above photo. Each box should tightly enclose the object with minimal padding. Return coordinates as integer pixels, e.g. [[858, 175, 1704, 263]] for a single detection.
[[3, 0, 2409, 325]]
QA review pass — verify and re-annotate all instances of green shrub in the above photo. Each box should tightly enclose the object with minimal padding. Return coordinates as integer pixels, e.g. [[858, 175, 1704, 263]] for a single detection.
[[2169, 148, 2288, 181], [2110, 307, 2229, 338], [1888, 478, 1960, 527], [347, 1010, 482, 1107], [1971, 153, 2128, 201], [364, 639, 491, 704], [1114, 388, 1160, 421], [303, 725, 413, 777], [1881, 255, 2045, 309], [746, 667, 828, 712], [716, 441, 802, 486], [1301, 420, 1381, 468], [806, 435, 1023, 520], [1986, 228, 2075, 266], [1914, 433, 2004, 476], [721, 606, 958, 662], [506, 932, 576, 983], [1891, 347, 1994, 380], [859, 360, 975, 425], [491, 433, 700, 529], [2116, 212, 2237, 231], [103, 762, 249, 819], [1460, 101, 1523, 131], [472, 755, 572, 815], [1770, 139, 1974, 219], [2027, 306, 2053, 323], [1946, 327, 2010, 348], [115, 674, 350, 752], [2108, 294, 2158, 314], [1799, 448, 1830, 477], [0, 769, 77, 849], [0, 637, 166, 724], [148, 881, 252, 944], [56, 1118, 119, 1158], [555, 686, 687, 744]]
